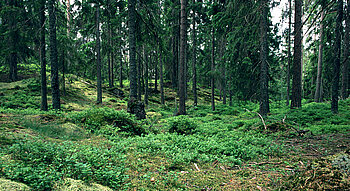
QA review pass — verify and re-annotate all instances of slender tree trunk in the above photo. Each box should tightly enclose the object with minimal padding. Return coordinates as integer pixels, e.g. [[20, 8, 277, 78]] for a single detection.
[[49, 0, 60, 109], [342, 0, 350, 99], [137, 51, 142, 101], [192, 1, 198, 106], [211, 27, 215, 111], [291, 0, 302, 109], [120, 56, 123, 88], [314, 10, 325, 102], [40, 0, 48, 111], [144, 45, 149, 105], [155, 54, 158, 91], [8, 0, 18, 82], [128, 0, 137, 100], [108, 25, 112, 88], [259, 0, 270, 116], [96, 5, 102, 104], [221, 37, 227, 105], [332, 0, 343, 114], [229, 76, 233, 106], [159, 41, 165, 105], [286, 0, 292, 106], [178, 0, 187, 115], [61, 53, 66, 96]]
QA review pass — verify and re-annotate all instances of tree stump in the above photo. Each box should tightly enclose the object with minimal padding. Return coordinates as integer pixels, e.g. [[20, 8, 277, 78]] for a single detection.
[[127, 97, 146, 120]]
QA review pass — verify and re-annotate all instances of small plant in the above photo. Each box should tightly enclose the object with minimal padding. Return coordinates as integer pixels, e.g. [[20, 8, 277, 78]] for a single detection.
[[168, 116, 197, 135]]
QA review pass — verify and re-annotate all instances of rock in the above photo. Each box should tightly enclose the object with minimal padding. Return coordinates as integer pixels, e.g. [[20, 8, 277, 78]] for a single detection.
[[0, 178, 31, 191]]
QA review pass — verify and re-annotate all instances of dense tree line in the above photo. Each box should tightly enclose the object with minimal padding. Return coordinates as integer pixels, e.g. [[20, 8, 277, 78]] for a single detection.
[[0, 0, 349, 116]]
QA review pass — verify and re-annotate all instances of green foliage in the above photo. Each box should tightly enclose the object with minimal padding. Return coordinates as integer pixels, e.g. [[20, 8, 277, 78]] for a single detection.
[[168, 116, 198, 135], [0, 139, 127, 190], [126, 128, 283, 168], [0, 90, 40, 109], [67, 107, 145, 136]]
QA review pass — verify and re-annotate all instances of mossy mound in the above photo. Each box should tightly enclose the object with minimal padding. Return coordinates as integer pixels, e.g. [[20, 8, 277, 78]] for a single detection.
[[53, 178, 113, 191], [282, 152, 350, 190], [0, 178, 31, 191]]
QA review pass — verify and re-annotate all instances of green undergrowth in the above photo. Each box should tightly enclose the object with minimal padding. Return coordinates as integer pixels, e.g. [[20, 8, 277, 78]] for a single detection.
[[0, 77, 349, 190], [0, 139, 128, 190]]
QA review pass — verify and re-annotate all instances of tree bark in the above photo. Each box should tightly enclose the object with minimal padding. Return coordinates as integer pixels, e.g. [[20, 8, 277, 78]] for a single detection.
[[178, 0, 187, 115], [332, 0, 343, 114], [192, 0, 198, 106], [286, 0, 292, 106], [40, 0, 48, 111], [144, 45, 149, 105], [49, 0, 60, 109], [8, 0, 18, 82], [259, 0, 270, 116], [314, 10, 325, 103], [291, 0, 302, 109], [137, 50, 142, 101], [341, 0, 349, 99], [96, 5, 102, 104], [128, 0, 137, 100], [159, 41, 165, 105], [211, 27, 215, 111]]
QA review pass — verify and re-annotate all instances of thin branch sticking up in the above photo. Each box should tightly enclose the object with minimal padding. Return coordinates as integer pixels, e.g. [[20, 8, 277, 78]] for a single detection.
[[244, 108, 267, 130]]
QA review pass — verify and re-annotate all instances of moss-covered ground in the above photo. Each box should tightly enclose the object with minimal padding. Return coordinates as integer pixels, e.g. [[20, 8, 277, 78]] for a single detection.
[[0, 76, 349, 190]]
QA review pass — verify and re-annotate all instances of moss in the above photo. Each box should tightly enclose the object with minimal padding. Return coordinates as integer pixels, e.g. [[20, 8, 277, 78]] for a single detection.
[[53, 178, 113, 191], [0, 178, 31, 191]]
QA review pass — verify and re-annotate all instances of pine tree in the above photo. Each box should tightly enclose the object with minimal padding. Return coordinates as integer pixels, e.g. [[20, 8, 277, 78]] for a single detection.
[[96, 4, 102, 104], [49, 0, 60, 109], [259, 0, 270, 116], [178, 0, 187, 115], [332, 0, 343, 114], [291, 0, 302, 109], [40, 0, 48, 111]]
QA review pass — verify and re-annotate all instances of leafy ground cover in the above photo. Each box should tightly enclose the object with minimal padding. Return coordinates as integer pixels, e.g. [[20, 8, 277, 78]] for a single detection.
[[0, 77, 349, 190]]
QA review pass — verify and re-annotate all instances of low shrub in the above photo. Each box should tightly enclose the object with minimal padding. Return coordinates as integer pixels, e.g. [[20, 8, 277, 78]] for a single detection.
[[168, 115, 197, 135], [0, 139, 127, 190], [67, 107, 145, 136]]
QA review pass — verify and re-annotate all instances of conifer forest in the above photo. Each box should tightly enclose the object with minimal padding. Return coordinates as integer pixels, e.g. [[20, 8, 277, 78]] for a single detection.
[[0, 0, 350, 190]]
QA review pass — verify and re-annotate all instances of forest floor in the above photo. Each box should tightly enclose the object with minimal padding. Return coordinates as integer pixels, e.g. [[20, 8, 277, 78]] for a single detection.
[[0, 75, 349, 190]]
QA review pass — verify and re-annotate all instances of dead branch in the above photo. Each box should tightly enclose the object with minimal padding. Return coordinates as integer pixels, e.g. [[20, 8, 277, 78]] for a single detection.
[[244, 108, 267, 130]]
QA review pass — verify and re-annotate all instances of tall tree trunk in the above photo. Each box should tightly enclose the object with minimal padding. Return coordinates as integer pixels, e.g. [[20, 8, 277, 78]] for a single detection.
[[144, 45, 149, 105], [96, 5, 102, 104], [49, 0, 60, 109], [40, 0, 48, 111], [120, 54, 123, 88], [342, 0, 350, 99], [211, 27, 215, 111], [229, 76, 233, 106], [61, 52, 66, 96], [259, 0, 270, 116], [159, 41, 165, 105], [155, 54, 158, 91], [8, 0, 18, 82], [221, 37, 227, 105], [286, 0, 292, 106], [192, 1, 198, 106], [291, 0, 302, 109], [128, 0, 137, 100], [137, 50, 142, 101], [314, 10, 325, 102], [332, 0, 343, 114], [178, 0, 187, 115], [107, 0, 113, 88]]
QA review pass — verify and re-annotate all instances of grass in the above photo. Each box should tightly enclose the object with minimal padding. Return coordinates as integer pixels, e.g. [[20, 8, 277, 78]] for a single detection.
[[0, 76, 349, 190]]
